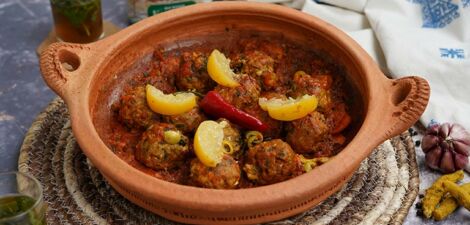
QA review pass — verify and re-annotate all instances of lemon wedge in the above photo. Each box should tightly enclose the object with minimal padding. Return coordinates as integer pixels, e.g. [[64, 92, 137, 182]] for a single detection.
[[258, 95, 318, 121], [194, 120, 227, 167], [207, 49, 240, 87], [146, 84, 197, 115]]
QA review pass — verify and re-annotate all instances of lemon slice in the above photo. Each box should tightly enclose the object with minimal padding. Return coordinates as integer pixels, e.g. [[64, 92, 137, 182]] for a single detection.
[[258, 95, 318, 121], [194, 120, 227, 167], [146, 84, 197, 115], [207, 49, 240, 87]]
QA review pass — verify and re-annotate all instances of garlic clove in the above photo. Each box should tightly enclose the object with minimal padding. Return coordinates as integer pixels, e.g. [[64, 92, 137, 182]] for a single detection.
[[439, 123, 451, 139], [450, 124, 470, 144], [454, 153, 469, 170], [425, 146, 443, 170], [421, 135, 439, 152], [453, 141, 470, 156], [440, 140, 450, 149], [439, 150, 455, 173]]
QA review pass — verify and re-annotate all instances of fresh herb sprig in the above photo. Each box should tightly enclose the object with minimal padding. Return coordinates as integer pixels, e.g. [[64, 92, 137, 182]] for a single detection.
[[51, 0, 101, 35]]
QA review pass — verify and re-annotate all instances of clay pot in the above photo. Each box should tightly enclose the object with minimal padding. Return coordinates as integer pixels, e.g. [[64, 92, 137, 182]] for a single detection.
[[39, 2, 429, 224]]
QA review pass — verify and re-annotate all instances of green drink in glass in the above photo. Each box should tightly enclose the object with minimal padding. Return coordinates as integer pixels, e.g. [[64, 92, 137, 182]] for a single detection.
[[50, 0, 104, 43], [0, 172, 46, 225]]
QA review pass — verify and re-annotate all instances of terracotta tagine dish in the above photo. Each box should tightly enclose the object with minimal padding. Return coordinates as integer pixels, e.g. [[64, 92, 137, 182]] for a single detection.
[[39, 2, 430, 224]]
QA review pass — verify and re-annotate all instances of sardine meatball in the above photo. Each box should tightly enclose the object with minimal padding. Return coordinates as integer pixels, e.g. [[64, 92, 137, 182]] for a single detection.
[[146, 50, 180, 94], [242, 50, 278, 90], [190, 155, 241, 189], [290, 71, 332, 110], [118, 85, 159, 129], [136, 123, 189, 170], [231, 39, 286, 90], [176, 51, 215, 93], [243, 139, 301, 185], [286, 111, 334, 156], [163, 106, 207, 134], [215, 74, 261, 110]]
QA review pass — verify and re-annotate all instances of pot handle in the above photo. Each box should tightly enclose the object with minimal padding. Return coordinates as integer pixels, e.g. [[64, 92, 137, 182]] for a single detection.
[[382, 76, 430, 138], [39, 42, 91, 98]]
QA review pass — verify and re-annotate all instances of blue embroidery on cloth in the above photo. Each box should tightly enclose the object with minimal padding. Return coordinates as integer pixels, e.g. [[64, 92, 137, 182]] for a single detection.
[[428, 119, 439, 128], [439, 48, 466, 59], [412, 0, 460, 28], [463, 0, 470, 8]]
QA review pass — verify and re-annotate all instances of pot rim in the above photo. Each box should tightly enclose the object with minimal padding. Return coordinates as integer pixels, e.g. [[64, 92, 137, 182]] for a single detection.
[[41, 1, 429, 215]]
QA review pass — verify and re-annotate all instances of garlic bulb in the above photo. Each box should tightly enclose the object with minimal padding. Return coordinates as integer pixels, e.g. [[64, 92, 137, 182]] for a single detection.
[[422, 123, 470, 173]]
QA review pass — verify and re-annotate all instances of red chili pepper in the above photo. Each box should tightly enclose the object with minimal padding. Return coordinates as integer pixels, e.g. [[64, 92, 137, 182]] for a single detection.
[[200, 91, 269, 132]]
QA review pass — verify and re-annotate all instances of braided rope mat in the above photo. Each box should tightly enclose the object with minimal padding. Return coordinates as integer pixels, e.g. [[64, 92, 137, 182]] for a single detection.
[[18, 98, 420, 225]]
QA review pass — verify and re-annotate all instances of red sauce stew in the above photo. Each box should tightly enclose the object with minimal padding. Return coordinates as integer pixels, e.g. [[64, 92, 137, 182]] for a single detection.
[[105, 37, 352, 189]]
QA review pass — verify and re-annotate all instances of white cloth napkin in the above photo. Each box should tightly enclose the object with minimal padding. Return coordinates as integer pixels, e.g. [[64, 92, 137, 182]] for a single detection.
[[302, 0, 470, 129]]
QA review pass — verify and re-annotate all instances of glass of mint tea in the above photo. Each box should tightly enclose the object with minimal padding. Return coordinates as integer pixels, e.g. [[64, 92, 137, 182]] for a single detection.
[[0, 172, 46, 225], [50, 0, 104, 43]]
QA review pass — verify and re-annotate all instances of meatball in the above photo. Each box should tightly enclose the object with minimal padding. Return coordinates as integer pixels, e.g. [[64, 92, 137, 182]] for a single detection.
[[243, 139, 302, 185], [145, 73, 177, 95], [231, 50, 278, 90], [285, 111, 334, 156], [190, 155, 241, 189], [176, 51, 215, 93], [215, 74, 261, 110], [218, 119, 242, 158], [118, 85, 159, 129], [135, 123, 189, 170], [290, 71, 332, 110], [153, 49, 181, 77], [163, 106, 207, 133], [236, 39, 287, 90], [146, 50, 180, 94]]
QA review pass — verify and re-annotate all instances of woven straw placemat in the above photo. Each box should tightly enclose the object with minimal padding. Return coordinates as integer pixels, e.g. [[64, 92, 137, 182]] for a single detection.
[[18, 98, 420, 225]]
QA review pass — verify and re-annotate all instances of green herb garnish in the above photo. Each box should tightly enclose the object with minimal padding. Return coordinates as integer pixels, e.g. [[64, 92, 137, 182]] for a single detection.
[[0, 194, 45, 225], [0, 195, 35, 219], [51, 0, 100, 32]]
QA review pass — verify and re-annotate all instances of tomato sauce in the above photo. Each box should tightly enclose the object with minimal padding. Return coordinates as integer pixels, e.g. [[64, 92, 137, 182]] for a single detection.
[[99, 36, 359, 187]]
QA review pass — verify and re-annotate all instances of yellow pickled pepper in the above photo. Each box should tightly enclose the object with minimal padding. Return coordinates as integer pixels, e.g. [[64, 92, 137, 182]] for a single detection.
[[422, 170, 464, 218], [433, 183, 470, 221], [442, 181, 470, 210]]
